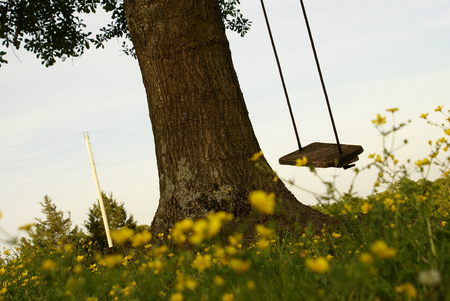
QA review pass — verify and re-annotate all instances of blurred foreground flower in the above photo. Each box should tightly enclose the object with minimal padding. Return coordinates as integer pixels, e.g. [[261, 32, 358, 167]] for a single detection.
[[394, 282, 417, 299], [305, 256, 330, 273], [249, 190, 275, 214], [371, 240, 397, 259], [418, 269, 442, 286], [111, 227, 134, 245]]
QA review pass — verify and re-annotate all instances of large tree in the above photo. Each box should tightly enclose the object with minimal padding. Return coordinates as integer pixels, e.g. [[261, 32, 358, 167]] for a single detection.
[[1, 0, 330, 234]]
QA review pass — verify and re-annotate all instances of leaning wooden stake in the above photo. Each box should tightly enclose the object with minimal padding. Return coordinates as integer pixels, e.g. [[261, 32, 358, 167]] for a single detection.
[[84, 132, 113, 248]]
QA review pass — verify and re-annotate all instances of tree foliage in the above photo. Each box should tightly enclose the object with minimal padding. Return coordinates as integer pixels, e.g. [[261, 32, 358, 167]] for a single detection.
[[0, 0, 251, 66], [84, 191, 137, 249], [21, 195, 81, 250]]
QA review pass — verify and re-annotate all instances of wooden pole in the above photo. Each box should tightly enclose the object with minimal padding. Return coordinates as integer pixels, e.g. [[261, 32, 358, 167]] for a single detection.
[[84, 132, 113, 248]]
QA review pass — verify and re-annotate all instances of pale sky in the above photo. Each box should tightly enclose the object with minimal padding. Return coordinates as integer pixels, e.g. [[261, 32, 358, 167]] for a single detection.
[[1, 0, 449, 249]]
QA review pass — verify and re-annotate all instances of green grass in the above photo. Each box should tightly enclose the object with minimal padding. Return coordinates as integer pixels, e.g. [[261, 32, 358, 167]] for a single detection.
[[1, 107, 450, 301]]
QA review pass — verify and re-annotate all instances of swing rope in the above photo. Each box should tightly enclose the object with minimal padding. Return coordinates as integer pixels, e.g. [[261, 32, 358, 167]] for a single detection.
[[260, 0, 302, 151], [260, 0, 343, 155]]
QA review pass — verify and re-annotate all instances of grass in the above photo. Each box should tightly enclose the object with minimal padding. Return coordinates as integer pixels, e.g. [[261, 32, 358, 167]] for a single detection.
[[1, 106, 449, 301]]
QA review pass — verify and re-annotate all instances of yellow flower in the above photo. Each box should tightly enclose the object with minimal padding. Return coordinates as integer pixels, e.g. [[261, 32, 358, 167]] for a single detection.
[[103, 255, 124, 267], [111, 227, 134, 245], [361, 202, 372, 214], [152, 245, 168, 257], [386, 108, 398, 113], [222, 293, 234, 301], [257, 238, 270, 250], [420, 113, 429, 119], [359, 253, 374, 265], [331, 232, 341, 238], [247, 280, 255, 290], [42, 259, 56, 271], [229, 258, 251, 273], [250, 151, 263, 161], [445, 128, 450, 136], [131, 232, 152, 247], [383, 198, 394, 208], [249, 190, 276, 214], [172, 219, 194, 244], [375, 155, 382, 163], [73, 265, 83, 274], [371, 240, 397, 259], [86, 298, 98, 301], [170, 292, 184, 301], [207, 211, 233, 238], [442, 221, 447, 227], [326, 254, 333, 261], [394, 282, 417, 299], [228, 233, 243, 247], [213, 275, 225, 286], [305, 257, 330, 273], [368, 153, 375, 159], [255, 224, 274, 238], [19, 224, 32, 231], [295, 157, 308, 167], [75, 255, 84, 262], [372, 114, 386, 125], [435, 105, 443, 112], [191, 254, 212, 272]]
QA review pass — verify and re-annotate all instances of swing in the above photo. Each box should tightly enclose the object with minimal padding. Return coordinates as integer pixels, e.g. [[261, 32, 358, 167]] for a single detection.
[[260, 0, 363, 169]]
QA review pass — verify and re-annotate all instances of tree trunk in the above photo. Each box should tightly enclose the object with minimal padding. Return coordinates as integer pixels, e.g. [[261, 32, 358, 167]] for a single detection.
[[124, 0, 330, 234]]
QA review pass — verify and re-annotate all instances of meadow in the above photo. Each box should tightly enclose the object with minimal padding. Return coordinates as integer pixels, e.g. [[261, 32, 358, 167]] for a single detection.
[[1, 106, 449, 301]]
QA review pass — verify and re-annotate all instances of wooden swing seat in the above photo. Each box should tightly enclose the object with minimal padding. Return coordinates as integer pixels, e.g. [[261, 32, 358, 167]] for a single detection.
[[279, 142, 364, 168]]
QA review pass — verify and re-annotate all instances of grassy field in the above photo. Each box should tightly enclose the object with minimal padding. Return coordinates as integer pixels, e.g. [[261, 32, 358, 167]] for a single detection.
[[1, 107, 449, 301]]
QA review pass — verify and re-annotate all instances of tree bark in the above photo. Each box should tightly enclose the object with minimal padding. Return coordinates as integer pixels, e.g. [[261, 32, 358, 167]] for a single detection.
[[124, 0, 329, 234]]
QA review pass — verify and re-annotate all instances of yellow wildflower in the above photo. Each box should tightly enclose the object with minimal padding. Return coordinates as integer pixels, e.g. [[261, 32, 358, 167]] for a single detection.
[[132, 232, 152, 247], [296, 157, 308, 167], [247, 280, 255, 290], [250, 151, 263, 161], [229, 258, 251, 273], [331, 233, 341, 238], [213, 275, 225, 286], [386, 108, 398, 113], [170, 292, 184, 301], [445, 128, 450, 136], [103, 255, 124, 267], [305, 257, 330, 273], [371, 240, 397, 259], [435, 105, 443, 112], [394, 282, 417, 299], [420, 113, 428, 119], [19, 224, 32, 231], [375, 155, 382, 163], [361, 202, 372, 214], [172, 219, 194, 244], [359, 253, 374, 265], [372, 114, 386, 125], [75, 255, 84, 262], [249, 191, 276, 214], [326, 254, 333, 261], [111, 227, 134, 245], [42, 259, 56, 271], [442, 221, 447, 227], [222, 293, 234, 301], [255, 224, 274, 238], [228, 233, 243, 247], [368, 153, 375, 159], [191, 254, 212, 272]]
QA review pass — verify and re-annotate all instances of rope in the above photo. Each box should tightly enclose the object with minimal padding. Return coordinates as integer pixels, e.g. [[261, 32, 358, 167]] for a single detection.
[[259, 0, 302, 151], [298, 0, 342, 154]]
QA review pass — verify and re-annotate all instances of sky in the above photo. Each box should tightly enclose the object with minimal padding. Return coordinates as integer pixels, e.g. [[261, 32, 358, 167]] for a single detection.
[[1, 0, 449, 249]]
